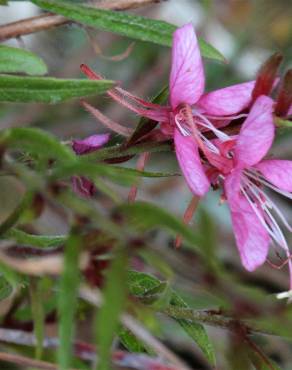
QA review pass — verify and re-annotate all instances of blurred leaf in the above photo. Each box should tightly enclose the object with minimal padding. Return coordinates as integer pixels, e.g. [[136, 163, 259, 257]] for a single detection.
[[96, 248, 128, 370], [30, 278, 45, 359], [0, 74, 114, 103], [0, 275, 13, 300], [0, 192, 33, 235], [0, 0, 8, 4], [4, 229, 66, 247], [84, 141, 172, 162], [0, 261, 23, 288], [58, 231, 81, 370], [0, 46, 48, 76], [31, 0, 225, 62], [275, 117, 292, 128], [119, 201, 203, 254], [0, 127, 75, 163], [118, 327, 147, 353], [51, 161, 178, 187]]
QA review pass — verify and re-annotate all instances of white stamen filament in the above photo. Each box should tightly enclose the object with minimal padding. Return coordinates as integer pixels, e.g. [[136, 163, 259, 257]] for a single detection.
[[244, 170, 292, 232], [243, 178, 288, 250], [194, 110, 230, 142]]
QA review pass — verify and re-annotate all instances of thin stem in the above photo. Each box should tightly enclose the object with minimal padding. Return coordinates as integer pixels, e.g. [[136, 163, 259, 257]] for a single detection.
[[163, 306, 275, 336]]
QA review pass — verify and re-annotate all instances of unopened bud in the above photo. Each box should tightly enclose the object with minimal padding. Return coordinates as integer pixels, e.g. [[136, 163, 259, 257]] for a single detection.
[[275, 69, 292, 117], [251, 52, 283, 103]]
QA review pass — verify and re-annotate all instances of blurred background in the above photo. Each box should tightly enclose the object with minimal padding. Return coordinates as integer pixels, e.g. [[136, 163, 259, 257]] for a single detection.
[[0, 1, 292, 369]]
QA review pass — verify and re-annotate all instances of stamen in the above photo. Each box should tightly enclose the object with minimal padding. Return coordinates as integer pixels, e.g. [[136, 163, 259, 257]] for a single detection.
[[193, 109, 230, 141], [244, 169, 292, 231], [241, 176, 292, 289]]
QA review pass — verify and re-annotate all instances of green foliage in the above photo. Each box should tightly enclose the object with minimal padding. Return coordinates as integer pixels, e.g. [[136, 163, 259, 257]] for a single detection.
[[0, 275, 13, 301], [0, 75, 115, 103], [58, 231, 81, 370], [31, 0, 225, 62], [96, 248, 128, 370], [30, 279, 45, 359], [119, 201, 204, 253], [3, 229, 66, 248], [0, 46, 48, 75], [127, 270, 216, 365]]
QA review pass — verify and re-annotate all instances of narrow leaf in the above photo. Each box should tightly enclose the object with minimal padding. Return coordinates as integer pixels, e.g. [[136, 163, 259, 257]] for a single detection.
[[0, 127, 75, 163], [58, 231, 81, 370], [32, 0, 225, 62], [30, 278, 45, 359], [96, 248, 128, 370], [51, 161, 178, 187], [3, 228, 66, 248], [0, 74, 115, 103], [0, 45, 48, 75]]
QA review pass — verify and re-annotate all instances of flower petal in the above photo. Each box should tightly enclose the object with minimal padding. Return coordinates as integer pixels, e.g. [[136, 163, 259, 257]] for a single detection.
[[225, 170, 270, 271], [256, 159, 292, 192], [174, 128, 210, 197], [197, 80, 255, 116], [235, 95, 275, 167], [72, 134, 110, 155], [170, 23, 204, 109]]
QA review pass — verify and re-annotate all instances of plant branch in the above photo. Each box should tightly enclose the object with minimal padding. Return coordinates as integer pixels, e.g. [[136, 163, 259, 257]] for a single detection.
[[163, 306, 275, 337], [0, 0, 165, 42]]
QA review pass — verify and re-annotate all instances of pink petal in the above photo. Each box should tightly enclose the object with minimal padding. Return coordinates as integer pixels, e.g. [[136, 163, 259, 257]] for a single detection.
[[225, 170, 270, 271], [256, 159, 292, 192], [72, 134, 110, 155], [288, 104, 292, 116], [197, 80, 255, 116], [170, 24, 204, 109], [174, 129, 210, 197], [235, 95, 275, 168]]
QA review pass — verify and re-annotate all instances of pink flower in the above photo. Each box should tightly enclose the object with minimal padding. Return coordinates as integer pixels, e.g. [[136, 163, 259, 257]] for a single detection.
[[71, 133, 110, 197], [81, 24, 256, 197], [212, 96, 292, 288]]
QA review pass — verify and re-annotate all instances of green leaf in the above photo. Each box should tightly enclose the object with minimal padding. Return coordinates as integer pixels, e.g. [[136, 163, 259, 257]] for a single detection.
[[31, 0, 225, 62], [96, 248, 128, 370], [0, 127, 75, 163], [170, 292, 216, 366], [0, 275, 13, 300], [83, 141, 172, 162], [118, 201, 203, 254], [0, 74, 115, 103], [0, 46, 48, 76], [30, 278, 45, 359], [51, 161, 178, 187], [118, 327, 147, 353], [58, 231, 81, 370], [127, 270, 216, 366], [3, 228, 66, 248]]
